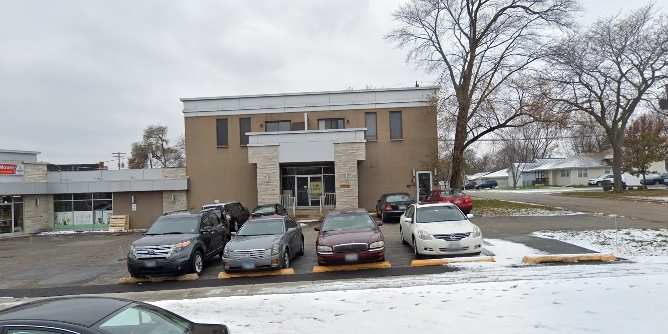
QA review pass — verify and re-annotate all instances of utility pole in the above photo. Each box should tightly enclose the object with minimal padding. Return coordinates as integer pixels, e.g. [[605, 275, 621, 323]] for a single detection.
[[112, 152, 126, 170]]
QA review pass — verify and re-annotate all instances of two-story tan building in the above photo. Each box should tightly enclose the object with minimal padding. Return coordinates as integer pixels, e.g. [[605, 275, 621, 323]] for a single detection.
[[182, 86, 439, 213]]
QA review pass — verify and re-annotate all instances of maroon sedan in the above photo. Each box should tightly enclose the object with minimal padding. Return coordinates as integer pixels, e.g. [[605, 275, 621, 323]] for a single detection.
[[314, 208, 385, 265], [421, 189, 473, 214]]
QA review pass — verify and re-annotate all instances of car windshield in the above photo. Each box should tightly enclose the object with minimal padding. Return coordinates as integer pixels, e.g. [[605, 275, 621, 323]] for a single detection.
[[441, 189, 464, 196], [95, 304, 190, 334], [252, 205, 276, 214], [237, 219, 284, 236], [416, 206, 466, 223], [145, 216, 199, 235], [386, 194, 414, 202], [322, 213, 376, 232]]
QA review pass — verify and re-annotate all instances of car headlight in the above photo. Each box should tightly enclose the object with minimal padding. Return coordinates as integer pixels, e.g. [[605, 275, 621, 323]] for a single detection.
[[417, 230, 433, 240], [369, 240, 385, 249], [172, 241, 191, 253], [317, 245, 332, 252], [223, 244, 230, 258], [471, 226, 482, 238], [271, 243, 281, 255]]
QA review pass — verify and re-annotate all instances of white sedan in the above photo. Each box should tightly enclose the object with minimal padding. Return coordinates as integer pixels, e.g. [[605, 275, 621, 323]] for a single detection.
[[399, 203, 483, 258]]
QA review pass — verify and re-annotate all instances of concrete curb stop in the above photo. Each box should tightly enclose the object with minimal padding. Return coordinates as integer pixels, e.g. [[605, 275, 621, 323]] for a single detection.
[[218, 268, 294, 279], [411, 256, 496, 267], [312, 261, 392, 273], [522, 253, 617, 264], [118, 273, 200, 284]]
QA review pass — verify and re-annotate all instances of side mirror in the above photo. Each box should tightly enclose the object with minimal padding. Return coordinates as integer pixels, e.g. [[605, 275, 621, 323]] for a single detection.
[[404, 217, 413, 224], [377, 199, 381, 203], [467, 214, 474, 219], [314, 225, 321, 231], [230, 232, 237, 237], [244, 207, 249, 211], [376, 221, 383, 226]]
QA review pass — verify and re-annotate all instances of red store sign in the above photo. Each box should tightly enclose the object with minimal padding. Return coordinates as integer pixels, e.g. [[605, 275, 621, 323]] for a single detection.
[[0, 164, 24, 175]]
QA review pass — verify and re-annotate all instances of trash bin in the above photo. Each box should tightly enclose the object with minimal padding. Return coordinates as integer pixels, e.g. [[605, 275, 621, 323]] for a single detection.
[[601, 179, 613, 191]]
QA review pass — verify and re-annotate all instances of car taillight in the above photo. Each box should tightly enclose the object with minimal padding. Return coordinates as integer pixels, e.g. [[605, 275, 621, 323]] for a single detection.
[[465, 197, 472, 202], [273, 213, 279, 216], [385, 204, 392, 210]]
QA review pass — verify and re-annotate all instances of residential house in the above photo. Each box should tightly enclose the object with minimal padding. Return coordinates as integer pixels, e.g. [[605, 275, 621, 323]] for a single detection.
[[533, 152, 611, 186], [482, 168, 510, 188]]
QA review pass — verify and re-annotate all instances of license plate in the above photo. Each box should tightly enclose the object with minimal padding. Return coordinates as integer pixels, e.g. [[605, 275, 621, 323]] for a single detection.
[[398, 205, 406, 210], [454, 200, 462, 204], [345, 253, 358, 262], [448, 242, 462, 252], [144, 260, 157, 268], [242, 261, 256, 269]]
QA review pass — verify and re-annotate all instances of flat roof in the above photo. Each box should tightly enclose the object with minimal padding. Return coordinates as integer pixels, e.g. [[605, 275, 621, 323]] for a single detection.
[[180, 86, 439, 102], [0, 149, 41, 155]]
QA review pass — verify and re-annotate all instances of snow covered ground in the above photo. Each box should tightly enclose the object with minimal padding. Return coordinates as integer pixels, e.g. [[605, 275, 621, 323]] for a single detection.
[[533, 228, 668, 257]]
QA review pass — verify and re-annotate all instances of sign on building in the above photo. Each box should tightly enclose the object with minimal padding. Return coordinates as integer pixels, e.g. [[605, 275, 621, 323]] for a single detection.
[[0, 164, 24, 175]]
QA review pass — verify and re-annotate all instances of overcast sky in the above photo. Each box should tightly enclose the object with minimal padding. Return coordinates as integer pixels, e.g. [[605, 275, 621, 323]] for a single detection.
[[0, 0, 643, 167]]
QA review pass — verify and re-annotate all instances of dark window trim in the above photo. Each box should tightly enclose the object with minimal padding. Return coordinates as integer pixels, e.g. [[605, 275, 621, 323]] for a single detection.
[[216, 118, 229, 147], [265, 120, 292, 132], [365, 112, 377, 140], [239, 117, 251, 146], [389, 111, 403, 140]]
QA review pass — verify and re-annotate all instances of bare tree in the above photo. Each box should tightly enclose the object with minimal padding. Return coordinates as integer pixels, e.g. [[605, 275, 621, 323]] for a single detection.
[[386, 0, 579, 189], [128, 124, 185, 169], [567, 114, 611, 153], [546, 3, 668, 191]]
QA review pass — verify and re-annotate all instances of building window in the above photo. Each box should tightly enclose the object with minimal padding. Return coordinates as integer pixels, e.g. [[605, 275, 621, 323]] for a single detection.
[[365, 112, 377, 140], [578, 169, 588, 177], [216, 119, 228, 146], [560, 170, 570, 177], [239, 118, 251, 145], [318, 118, 344, 130], [266, 121, 291, 132], [605, 169, 611, 174], [54, 193, 113, 230], [389, 111, 402, 139]]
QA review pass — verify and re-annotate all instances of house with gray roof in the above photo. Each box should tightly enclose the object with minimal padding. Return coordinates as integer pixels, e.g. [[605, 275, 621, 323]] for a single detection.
[[533, 152, 612, 186]]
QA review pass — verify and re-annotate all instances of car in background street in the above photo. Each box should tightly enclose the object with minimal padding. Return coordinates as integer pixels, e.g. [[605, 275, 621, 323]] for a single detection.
[[203, 201, 251, 232], [588, 174, 627, 186], [127, 209, 229, 277], [400, 202, 483, 258], [421, 189, 473, 214], [250, 203, 289, 219], [375, 193, 416, 223], [222, 215, 304, 272], [315, 208, 385, 265], [475, 180, 498, 189], [0, 296, 229, 333], [462, 181, 477, 190], [640, 174, 662, 185]]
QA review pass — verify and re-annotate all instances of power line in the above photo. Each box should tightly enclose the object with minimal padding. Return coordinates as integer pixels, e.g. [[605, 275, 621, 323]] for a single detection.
[[111, 152, 126, 169]]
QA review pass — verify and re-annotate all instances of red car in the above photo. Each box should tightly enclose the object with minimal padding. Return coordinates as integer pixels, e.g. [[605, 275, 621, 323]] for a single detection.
[[421, 189, 473, 214], [314, 208, 385, 265]]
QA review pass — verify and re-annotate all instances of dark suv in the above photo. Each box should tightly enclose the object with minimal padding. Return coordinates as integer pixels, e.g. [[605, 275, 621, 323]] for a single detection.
[[127, 209, 230, 278], [202, 201, 250, 232], [476, 179, 498, 189]]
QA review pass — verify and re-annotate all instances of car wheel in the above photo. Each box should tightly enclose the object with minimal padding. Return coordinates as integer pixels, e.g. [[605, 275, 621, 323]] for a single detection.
[[191, 250, 203, 276], [472, 252, 481, 256], [400, 228, 408, 245], [413, 237, 421, 259], [381, 212, 386, 224], [297, 237, 305, 256], [596, 181, 601, 186], [283, 248, 290, 269], [233, 220, 239, 232], [318, 259, 325, 266], [463, 210, 470, 215], [379, 256, 385, 262]]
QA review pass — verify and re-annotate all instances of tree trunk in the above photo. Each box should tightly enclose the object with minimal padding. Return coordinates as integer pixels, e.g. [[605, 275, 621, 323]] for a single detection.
[[611, 143, 624, 192], [449, 103, 470, 189]]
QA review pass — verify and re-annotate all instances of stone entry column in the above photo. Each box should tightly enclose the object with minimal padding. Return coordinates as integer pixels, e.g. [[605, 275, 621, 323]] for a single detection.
[[334, 142, 366, 209], [248, 145, 280, 205]]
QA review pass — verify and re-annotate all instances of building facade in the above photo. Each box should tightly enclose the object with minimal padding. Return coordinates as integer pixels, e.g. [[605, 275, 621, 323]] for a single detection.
[[182, 87, 439, 212], [0, 149, 188, 236]]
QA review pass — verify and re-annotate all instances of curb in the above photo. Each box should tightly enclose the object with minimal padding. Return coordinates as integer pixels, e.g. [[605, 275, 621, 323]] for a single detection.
[[312, 261, 392, 273], [411, 256, 495, 267], [522, 253, 617, 264], [218, 268, 294, 279], [118, 273, 199, 284]]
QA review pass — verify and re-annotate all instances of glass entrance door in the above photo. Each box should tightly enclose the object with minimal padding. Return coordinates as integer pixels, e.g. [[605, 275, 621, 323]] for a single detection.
[[416, 171, 432, 202], [0, 204, 12, 234], [296, 177, 310, 206], [309, 176, 322, 207]]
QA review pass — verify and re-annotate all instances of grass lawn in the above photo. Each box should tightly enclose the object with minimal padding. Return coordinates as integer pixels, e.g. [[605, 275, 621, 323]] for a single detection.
[[556, 189, 668, 198], [473, 198, 565, 216]]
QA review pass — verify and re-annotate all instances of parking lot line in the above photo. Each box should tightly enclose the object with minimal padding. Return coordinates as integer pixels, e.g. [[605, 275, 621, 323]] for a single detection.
[[218, 268, 295, 279], [522, 253, 616, 264], [118, 273, 200, 284], [312, 261, 392, 273], [411, 256, 496, 267]]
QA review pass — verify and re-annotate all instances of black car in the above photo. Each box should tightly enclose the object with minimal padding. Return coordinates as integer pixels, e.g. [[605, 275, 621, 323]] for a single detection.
[[0, 296, 229, 333], [376, 192, 416, 223], [127, 209, 229, 277], [203, 201, 251, 232], [462, 181, 477, 190], [476, 180, 498, 189], [250, 203, 289, 219]]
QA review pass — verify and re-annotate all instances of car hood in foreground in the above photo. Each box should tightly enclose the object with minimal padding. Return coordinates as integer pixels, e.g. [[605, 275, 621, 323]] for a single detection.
[[317, 228, 383, 246], [132, 234, 196, 247], [416, 220, 476, 235], [228, 234, 282, 250]]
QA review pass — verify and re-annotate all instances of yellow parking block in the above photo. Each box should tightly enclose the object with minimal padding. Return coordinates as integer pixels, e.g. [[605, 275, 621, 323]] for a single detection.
[[218, 268, 294, 279], [118, 273, 199, 284], [312, 261, 392, 273], [411, 256, 496, 267], [522, 253, 617, 264]]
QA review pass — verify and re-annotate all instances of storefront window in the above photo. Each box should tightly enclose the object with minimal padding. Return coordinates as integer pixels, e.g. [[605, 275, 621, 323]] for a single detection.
[[280, 166, 336, 207], [0, 196, 22, 234], [54, 193, 113, 230]]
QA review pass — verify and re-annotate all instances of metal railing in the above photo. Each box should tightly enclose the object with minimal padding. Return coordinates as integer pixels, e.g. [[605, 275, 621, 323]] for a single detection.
[[320, 193, 336, 213], [281, 194, 296, 217]]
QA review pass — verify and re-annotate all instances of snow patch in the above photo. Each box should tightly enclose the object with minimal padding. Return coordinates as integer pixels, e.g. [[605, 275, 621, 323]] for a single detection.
[[533, 229, 668, 257]]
